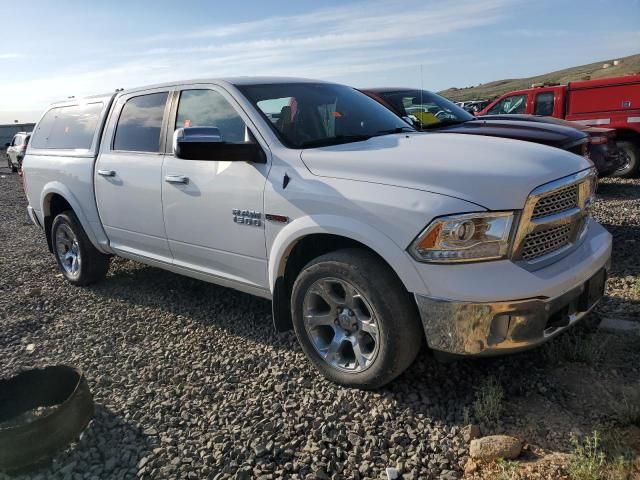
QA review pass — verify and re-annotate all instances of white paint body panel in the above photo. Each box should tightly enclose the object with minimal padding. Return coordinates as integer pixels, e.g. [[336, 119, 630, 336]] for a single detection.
[[300, 132, 591, 210], [22, 77, 609, 310]]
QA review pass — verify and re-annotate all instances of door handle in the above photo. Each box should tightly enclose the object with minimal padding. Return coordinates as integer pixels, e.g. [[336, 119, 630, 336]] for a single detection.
[[97, 169, 116, 177], [165, 175, 189, 184]]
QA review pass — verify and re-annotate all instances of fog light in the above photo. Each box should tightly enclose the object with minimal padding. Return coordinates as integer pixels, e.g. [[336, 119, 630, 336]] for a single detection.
[[488, 314, 511, 346]]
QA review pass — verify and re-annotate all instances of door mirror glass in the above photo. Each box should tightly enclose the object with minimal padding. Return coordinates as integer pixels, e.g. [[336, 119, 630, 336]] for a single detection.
[[173, 127, 265, 163]]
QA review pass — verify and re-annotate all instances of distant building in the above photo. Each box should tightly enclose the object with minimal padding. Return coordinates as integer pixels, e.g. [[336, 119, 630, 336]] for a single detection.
[[1, 123, 36, 151]]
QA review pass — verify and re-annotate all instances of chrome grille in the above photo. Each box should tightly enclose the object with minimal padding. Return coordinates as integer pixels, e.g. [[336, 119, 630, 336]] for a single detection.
[[521, 223, 573, 261], [513, 170, 595, 266], [531, 184, 578, 219]]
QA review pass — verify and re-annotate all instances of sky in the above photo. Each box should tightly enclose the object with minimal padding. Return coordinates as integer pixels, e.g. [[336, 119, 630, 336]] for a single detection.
[[1, 0, 638, 124]]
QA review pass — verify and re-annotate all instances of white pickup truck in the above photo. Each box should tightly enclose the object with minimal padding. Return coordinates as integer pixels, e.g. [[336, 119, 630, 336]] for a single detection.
[[23, 77, 611, 388]]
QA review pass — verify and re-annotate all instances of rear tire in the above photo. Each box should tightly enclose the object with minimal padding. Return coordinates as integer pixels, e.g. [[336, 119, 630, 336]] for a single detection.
[[612, 141, 638, 178], [51, 211, 110, 286], [291, 248, 423, 389]]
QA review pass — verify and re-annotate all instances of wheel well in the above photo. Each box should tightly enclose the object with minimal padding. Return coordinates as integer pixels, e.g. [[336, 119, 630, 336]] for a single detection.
[[615, 129, 640, 145], [44, 194, 72, 252], [272, 233, 404, 331]]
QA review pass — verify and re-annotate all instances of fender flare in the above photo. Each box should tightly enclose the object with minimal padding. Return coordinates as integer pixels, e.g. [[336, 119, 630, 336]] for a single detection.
[[40, 182, 109, 254], [268, 214, 428, 296]]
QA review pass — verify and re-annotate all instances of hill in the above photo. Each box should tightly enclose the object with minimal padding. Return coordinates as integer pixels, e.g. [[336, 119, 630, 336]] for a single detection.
[[438, 53, 640, 102]]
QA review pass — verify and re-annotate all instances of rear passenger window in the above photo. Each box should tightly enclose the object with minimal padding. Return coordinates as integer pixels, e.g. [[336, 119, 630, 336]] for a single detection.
[[534, 92, 555, 116], [30, 103, 103, 149], [175, 90, 246, 142], [114, 92, 168, 152]]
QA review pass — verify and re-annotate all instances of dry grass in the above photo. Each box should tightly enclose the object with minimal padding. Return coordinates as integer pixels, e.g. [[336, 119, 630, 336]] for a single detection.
[[543, 331, 608, 366]]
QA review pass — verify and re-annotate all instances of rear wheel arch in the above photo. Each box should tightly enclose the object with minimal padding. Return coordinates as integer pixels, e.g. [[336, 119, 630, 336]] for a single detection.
[[40, 186, 107, 254], [43, 193, 74, 252]]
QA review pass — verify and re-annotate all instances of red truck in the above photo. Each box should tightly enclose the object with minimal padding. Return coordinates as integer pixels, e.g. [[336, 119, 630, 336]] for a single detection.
[[477, 74, 640, 177]]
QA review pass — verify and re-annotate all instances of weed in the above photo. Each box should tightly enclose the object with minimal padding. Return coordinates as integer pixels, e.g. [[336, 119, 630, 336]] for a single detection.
[[543, 332, 607, 366], [614, 386, 640, 427], [568, 430, 607, 480], [495, 458, 520, 480], [604, 456, 634, 480], [463, 406, 471, 426], [603, 384, 640, 427], [473, 376, 504, 425]]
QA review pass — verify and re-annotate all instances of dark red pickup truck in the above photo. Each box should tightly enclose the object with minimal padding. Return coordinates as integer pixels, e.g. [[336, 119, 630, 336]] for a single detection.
[[477, 74, 640, 176]]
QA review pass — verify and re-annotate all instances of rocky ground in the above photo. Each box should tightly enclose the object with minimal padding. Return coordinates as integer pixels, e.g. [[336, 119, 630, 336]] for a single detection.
[[0, 163, 639, 479]]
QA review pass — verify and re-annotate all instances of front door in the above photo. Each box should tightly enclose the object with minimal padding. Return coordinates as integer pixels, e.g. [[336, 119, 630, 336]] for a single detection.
[[161, 86, 270, 290], [95, 89, 172, 262]]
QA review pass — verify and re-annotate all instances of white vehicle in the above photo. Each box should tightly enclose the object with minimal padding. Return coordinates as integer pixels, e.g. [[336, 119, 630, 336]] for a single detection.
[[5, 131, 31, 172], [22, 78, 611, 388]]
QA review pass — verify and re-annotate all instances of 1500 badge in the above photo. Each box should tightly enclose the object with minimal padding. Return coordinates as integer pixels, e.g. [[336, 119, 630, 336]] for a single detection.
[[232, 209, 262, 226]]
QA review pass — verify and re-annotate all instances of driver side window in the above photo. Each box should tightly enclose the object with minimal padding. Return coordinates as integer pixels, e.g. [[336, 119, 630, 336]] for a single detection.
[[488, 94, 527, 115], [176, 90, 246, 143]]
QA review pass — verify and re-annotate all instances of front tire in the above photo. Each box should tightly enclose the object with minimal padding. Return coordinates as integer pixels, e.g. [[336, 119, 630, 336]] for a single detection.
[[612, 141, 638, 178], [8, 156, 17, 172], [51, 211, 110, 286], [291, 248, 423, 389]]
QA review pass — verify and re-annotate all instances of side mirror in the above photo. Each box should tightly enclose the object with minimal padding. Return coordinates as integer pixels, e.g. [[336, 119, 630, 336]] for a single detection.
[[173, 127, 265, 163], [4, 143, 10, 148]]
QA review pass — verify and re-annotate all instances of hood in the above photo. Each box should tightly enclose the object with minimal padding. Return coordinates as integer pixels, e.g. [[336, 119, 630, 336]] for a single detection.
[[437, 119, 586, 149], [300, 133, 593, 210]]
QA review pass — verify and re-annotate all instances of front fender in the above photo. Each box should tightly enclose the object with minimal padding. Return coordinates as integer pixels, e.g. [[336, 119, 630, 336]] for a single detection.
[[267, 214, 430, 297], [40, 182, 111, 254]]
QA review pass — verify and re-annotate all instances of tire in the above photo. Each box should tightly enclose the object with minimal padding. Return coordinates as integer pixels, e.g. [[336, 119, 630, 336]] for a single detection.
[[291, 248, 423, 389], [51, 210, 110, 286], [612, 140, 638, 178], [8, 155, 17, 172]]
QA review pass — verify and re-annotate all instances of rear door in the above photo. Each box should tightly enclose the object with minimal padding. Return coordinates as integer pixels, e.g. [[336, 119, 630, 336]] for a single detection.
[[160, 85, 270, 290], [95, 88, 173, 262]]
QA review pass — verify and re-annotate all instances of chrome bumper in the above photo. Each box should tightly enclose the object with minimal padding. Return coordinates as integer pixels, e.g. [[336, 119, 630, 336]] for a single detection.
[[415, 266, 608, 356]]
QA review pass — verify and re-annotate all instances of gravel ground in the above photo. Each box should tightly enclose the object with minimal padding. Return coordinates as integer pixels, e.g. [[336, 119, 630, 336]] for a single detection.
[[0, 163, 639, 480]]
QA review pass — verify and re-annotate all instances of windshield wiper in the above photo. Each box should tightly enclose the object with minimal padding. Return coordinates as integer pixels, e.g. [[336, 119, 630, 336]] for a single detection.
[[298, 126, 415, 148], [299, 134, 375, 148], [371, 126, 415, 136], [420, 118, 471, 129]]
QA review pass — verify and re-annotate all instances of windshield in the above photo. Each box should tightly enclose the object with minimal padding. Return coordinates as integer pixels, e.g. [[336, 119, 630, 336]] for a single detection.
[[237, 83, 414, 148], [377, 89, 474, 129]]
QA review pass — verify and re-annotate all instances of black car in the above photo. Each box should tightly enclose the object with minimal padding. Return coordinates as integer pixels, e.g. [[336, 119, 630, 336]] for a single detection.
[[361, 88, 598, 171], [474, 114, 624, 177]]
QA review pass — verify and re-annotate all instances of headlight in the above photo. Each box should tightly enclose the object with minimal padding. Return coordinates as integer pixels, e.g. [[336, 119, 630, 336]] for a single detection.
[[409, 212, 515, 263]]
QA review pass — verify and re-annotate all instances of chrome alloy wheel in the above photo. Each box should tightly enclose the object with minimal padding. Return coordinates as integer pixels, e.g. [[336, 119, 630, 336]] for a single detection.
[[55, 224, 81, 277], [302, 277, 380, 373]]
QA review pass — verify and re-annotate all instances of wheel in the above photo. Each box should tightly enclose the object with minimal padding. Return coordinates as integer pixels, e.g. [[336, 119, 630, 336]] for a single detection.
[[51, 210, 110, 286], [291, 248, 423, 389], [8, 155, 17, 172], [612, 141, 638, 178]]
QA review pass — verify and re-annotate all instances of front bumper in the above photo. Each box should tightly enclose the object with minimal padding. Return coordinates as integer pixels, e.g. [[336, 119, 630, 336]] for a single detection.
[[414, 222, 612, 356]]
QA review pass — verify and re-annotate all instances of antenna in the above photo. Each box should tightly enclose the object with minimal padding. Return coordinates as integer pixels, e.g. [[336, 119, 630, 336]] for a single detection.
[[420, 65, 424, 109]]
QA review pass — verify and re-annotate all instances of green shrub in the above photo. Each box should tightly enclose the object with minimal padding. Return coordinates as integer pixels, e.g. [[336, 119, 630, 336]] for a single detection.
[[473, 376, 504, 424], [568, 431, 606, 480]]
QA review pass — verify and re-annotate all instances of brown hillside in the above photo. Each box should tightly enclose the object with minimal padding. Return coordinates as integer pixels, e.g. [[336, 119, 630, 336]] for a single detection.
[[439, 53, 640, 102]]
